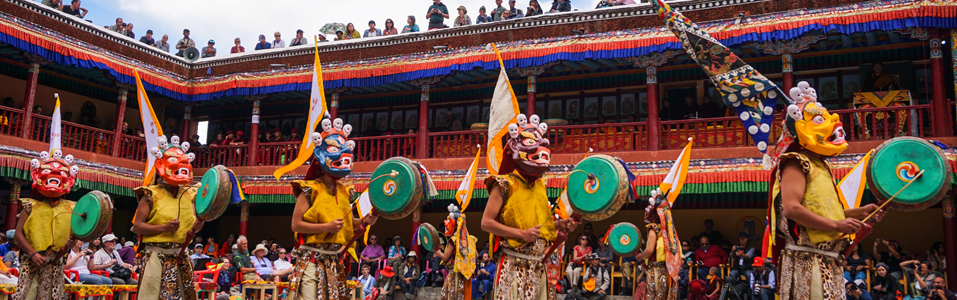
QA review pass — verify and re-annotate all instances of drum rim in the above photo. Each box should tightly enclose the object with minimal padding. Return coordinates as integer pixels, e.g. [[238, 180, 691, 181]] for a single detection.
[[567, 154, 630, 221], [373, 157, 424, 219], [609, 222, 641, 256], [865, 137, 951, 211], [417, 223, 439, 251], [197, 165, 232, 221]]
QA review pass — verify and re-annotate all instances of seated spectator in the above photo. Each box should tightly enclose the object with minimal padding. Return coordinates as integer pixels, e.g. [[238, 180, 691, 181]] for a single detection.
[[393, 251, 420, 299], [549, 0, 571, 12], [872, 263, 902, 300], [476, 6, 493, 24], [107, 18, 127, 35], [387, 236, 407, 265], [729, 232, 755, 281], [201, 40, 217, 58], [928, 241, 947, 275], [175, 29, 194, 57], [594, 237, 613, 268], [383, 19, 399, 35], [125, 23, 135, 39], [139, 29, 155, 46], [41, 0, 62, 9], [213, 257, 234, 300], [360, 234, 385, 274], [375, 266, 397, 298], [289, 29, 308, 46], [694, 236, 727, 279], [618, 252, 638, 295], [272, 32, 285, 48], [527, 0, 544, 16], [317, 33, 328, 42], [231, 38, 245, 53], [750, 258, 776, 300], [426, 0, 449, 29], [344, 23, 360, 39], [577, 253, 609, 299], [492, 0, 508, 20], [874, 239, 904, 279], [251, 244, 290, 283], [402, 16, 420, 33], [699, 219, 725, 246], [190, 244, 210, 266], [0, 243, 18, 284], [67, 241, 110, 285], [93, 234, 137, 285], [507, 0, 525, 19], [254, 34, 271, 50], [272, 248, 292, 277], [357, 264, 376, 296], [334, 31, 344, 41], [595, 0, 613, 8], [846, 281, 874, 300], [453, 6, 471, 27], [902, 260, 934, 299], [117, 241, 136, 266], [204, 237, 219, 258], [566, 235, 592, 290], [61, 0, 87, 18], [613, 0, 636, 4], [845, 246, 871, 282], [928, 277, 956, 300], [704, 266, 723, 300], [231, 236, 262, 282], [472, 252, 496, 298], [155, 34, 170, 52], [363, 20, 382, 38]]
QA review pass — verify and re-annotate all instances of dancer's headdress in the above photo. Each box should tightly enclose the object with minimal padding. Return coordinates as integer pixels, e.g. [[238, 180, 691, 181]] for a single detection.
[[30, 94, 77, 197]]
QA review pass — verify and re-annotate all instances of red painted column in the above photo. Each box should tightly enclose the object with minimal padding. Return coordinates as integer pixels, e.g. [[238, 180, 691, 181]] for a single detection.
[[416, 85, 430, 159], [330, 94, 339, 120], [646, 67, 660, 151], [239, 203, 249, 237], [944, 196, 957, 291], [5, 184, 20, 231], [930, 35, 954, 136], [180, 106, 191, 140], [20, 62, 40, 139], [248, 100, 260, 166], [411, 207, 421, 255], [782, 53, 795, 93], [527, 75, 536, 115], [111, 88, 128, 157]]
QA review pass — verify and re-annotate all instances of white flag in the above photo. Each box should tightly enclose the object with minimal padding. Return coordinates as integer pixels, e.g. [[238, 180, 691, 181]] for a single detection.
[[356, 191, 373, 217], [134, 70, 164, 186], [838, 150, 872, 210], [49, 94, 62, 153], [486, 43, 520, 175]]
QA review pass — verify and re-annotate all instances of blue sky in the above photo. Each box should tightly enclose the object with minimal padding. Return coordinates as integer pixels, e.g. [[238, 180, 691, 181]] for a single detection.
[[73, 0, 603, 56]]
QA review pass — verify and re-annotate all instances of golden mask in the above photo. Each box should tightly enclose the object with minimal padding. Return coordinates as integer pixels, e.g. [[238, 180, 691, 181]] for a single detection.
[[791, 101, 847, 157]]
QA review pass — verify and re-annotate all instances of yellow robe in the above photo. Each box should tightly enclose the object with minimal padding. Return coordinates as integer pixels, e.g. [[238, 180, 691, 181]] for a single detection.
[[134, 184, 198, 244]]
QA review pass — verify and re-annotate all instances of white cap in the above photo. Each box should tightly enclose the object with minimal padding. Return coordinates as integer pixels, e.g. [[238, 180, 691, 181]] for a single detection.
[[101, 234, 117, 242]]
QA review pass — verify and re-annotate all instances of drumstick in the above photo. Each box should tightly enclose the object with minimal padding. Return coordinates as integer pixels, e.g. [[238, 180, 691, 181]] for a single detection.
[[860, 169, 924, 223]]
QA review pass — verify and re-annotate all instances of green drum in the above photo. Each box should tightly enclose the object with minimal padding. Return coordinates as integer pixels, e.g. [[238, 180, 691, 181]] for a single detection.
[[608, 222, 642, 256], [369, 157, 424, 220], [197, 165, 233, 221], [417, 223, 440, 252], [71, 191, 113, 242], [866, 137, 952, 211], [566, 154, 632, 221]]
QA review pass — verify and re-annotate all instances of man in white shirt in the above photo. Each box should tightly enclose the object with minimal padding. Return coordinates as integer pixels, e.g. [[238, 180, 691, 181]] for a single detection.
[[271, 32, 285, 48], [93, 234, 137, 285], [272, 248, 292, 273]]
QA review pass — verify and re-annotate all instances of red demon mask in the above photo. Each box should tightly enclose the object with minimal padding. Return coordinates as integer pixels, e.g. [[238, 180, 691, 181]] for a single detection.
[[149, 135, 194, 186], [30, 149, 78, 198]]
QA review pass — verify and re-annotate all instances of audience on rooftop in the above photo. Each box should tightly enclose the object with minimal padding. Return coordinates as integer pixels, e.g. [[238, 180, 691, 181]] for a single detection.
[[201, 40, 217, 58], [364, 20, 383, 38], [453, 6, 471, 27], [383, 19, 399, 36], [139, 29, 155, 46], [231, 38, 245, 53], [60, 0, 87, 18], [175, 29, 195, 57], [254, 34, 271, 50], [272, 32, 285, 48], [289, 29, 308, 46], [402, 16, 421, 33], [476, 6, 493, 24], [426, 0, 450, 29], [344, 23, 361, 40], [155, 34, 170, 52]]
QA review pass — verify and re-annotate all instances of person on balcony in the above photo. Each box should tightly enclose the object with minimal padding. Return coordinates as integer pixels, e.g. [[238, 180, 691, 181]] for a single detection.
[[285, 116, 377, 300], [527, 0, 544, 16], [548, 0, 571, 13], [426, 0, 450, 30], [863, 63, 896, 92], [476, 6, 493, 24], [132, 133, 204, 299], [453, 6, 472, 27], [507, 0, 525, 19], [383, 19, 399, 36], [482, 114, 579, 300], [363, 21, 382, 38]]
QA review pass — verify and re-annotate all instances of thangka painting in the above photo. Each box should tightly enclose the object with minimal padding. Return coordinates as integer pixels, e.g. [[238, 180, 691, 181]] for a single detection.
[[651, 0, 783, 155]]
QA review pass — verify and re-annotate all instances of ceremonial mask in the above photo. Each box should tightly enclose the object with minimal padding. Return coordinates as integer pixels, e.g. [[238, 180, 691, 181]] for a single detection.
[[30, 149, 78, 198], [786, 82, 848, 157], [311, 117, 355, 178], [149, 135, 194, 186], [503, 114, 551, 178]]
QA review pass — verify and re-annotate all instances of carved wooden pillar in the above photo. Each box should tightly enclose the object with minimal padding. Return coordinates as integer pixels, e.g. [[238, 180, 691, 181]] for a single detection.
[[111, 85, 130, 157], [20, 61, 41, 139], [417, 85, 429, 159], [930, 33, 953, 136], [248, 98, 262, 166], [180, 106, 191, 140], [782, 53, 794, 92], [330, 93, 339, 120], [239, 202, 249, 237], [646, 67, 660, 151]]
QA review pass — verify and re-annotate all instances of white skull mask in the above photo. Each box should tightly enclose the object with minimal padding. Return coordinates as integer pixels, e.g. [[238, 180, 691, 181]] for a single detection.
[[333, 118, 344, 131], [508, 123, 520, 139], [321, 119, 333, 133], [516, 114, 528, 128], [343, 124, 353, 138], [51, 149, 62, 160], [529, 114, 540, 127], [170, 135, 181, 147], [311, 132, 322, 146], [157, 136, 169, 150]]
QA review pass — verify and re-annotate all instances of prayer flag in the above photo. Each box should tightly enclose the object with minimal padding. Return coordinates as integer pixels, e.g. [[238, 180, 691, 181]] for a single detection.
[[659, 138, 692, 203], [485, 43, 521, 175], [274, 37, 328, 180]]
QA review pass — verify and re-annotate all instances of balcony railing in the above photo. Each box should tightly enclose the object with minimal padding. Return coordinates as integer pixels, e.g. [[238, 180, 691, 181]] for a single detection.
[[118, 135, 147, 161], [353, 134, 417, 162], [547, 122, 648, 153], [29, 115, 114, 156], [0, 106, 22, 138], [429, 131, 487, 158], [0, 104, 941, 167]]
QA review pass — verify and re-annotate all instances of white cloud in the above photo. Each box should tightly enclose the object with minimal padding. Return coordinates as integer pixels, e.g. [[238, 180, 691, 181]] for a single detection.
[[85, 0, 597, 56]]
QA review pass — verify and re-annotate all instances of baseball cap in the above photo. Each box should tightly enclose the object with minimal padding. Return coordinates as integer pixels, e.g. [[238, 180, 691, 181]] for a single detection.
[[208, 39, 215, 44], [259, 34, 266, 41], [752, 257, 764, 267], [146, 29, 153, 34], [195, 244, 204, 249]]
